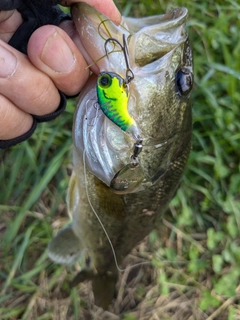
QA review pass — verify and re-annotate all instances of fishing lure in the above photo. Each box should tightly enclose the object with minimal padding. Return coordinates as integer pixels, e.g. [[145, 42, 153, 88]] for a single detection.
[[97, 71, 136, 132], [96, 35, 139, 136]]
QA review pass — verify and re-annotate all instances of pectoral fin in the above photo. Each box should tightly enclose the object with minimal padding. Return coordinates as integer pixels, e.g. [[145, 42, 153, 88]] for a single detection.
[[48, 225, 82, 266]]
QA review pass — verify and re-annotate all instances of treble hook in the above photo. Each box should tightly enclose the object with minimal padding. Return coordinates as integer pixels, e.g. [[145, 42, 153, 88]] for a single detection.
[[104, 34, 134, 84]]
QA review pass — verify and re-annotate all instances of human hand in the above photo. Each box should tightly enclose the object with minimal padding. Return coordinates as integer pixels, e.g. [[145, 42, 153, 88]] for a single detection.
[[0, 0, 121, 146]]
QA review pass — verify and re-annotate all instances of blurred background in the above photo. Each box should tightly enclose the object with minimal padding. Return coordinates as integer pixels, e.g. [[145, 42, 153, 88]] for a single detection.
[[0, 0, 239, 319]]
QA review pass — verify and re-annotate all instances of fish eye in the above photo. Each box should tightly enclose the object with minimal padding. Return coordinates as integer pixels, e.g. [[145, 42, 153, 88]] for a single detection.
[[98, 73, 112, 88], [176, 68, 193, 96]]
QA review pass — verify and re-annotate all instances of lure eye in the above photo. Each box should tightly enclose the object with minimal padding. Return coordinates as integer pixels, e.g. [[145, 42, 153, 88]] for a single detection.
[[98, 73, 112, 88], [176, 68, 193, 96]]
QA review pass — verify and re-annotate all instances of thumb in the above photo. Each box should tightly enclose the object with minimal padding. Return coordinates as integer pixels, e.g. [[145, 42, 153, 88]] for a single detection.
[[28, 25, 89, 96]]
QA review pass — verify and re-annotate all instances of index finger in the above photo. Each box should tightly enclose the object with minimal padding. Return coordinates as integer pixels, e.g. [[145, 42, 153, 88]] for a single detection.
[[61, 0, 121, 25]]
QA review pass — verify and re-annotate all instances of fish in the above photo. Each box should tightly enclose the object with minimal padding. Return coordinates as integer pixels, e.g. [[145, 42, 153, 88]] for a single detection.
[[48, 2, 193, 309]]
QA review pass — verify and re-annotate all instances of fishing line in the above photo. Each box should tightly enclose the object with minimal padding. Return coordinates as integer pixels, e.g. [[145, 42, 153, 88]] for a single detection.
[[83, 126, 150, 273]]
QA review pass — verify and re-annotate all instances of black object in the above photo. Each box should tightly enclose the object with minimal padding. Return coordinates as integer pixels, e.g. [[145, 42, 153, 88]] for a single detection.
[[176, 68, 193, 96], [0, 0, 71, 148], [0, 0, 23, 10], [0, 91, 66, 149], [0, 0, 62, 11], [8, 0, 69, 55]]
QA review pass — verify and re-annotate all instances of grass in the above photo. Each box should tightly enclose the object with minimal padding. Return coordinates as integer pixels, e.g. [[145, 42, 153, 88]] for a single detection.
[[0, 0, 240, 319]]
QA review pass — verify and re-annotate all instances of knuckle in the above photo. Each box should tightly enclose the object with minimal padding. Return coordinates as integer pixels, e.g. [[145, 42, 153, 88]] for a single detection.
[[29, 77, 60, 116], [0, 95, 33, 140]]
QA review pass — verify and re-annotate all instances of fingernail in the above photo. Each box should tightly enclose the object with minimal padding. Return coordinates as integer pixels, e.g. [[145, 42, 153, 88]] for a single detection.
[[0, 45, 17, 78], [41, 30, 75, 73]]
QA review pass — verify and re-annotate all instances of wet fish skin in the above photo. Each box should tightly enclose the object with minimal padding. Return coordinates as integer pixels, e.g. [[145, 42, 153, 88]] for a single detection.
[[48, 3, 193, 309]]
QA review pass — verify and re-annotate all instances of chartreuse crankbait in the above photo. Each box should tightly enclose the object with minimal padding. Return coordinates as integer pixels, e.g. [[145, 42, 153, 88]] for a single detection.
[[97, 35, 137, 137], [97, 72, 136, 132], [96, 35, 142, 148]]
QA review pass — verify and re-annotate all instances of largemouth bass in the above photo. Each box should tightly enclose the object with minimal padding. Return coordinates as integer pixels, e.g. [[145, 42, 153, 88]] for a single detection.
[[48, 3, 193, 309]]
